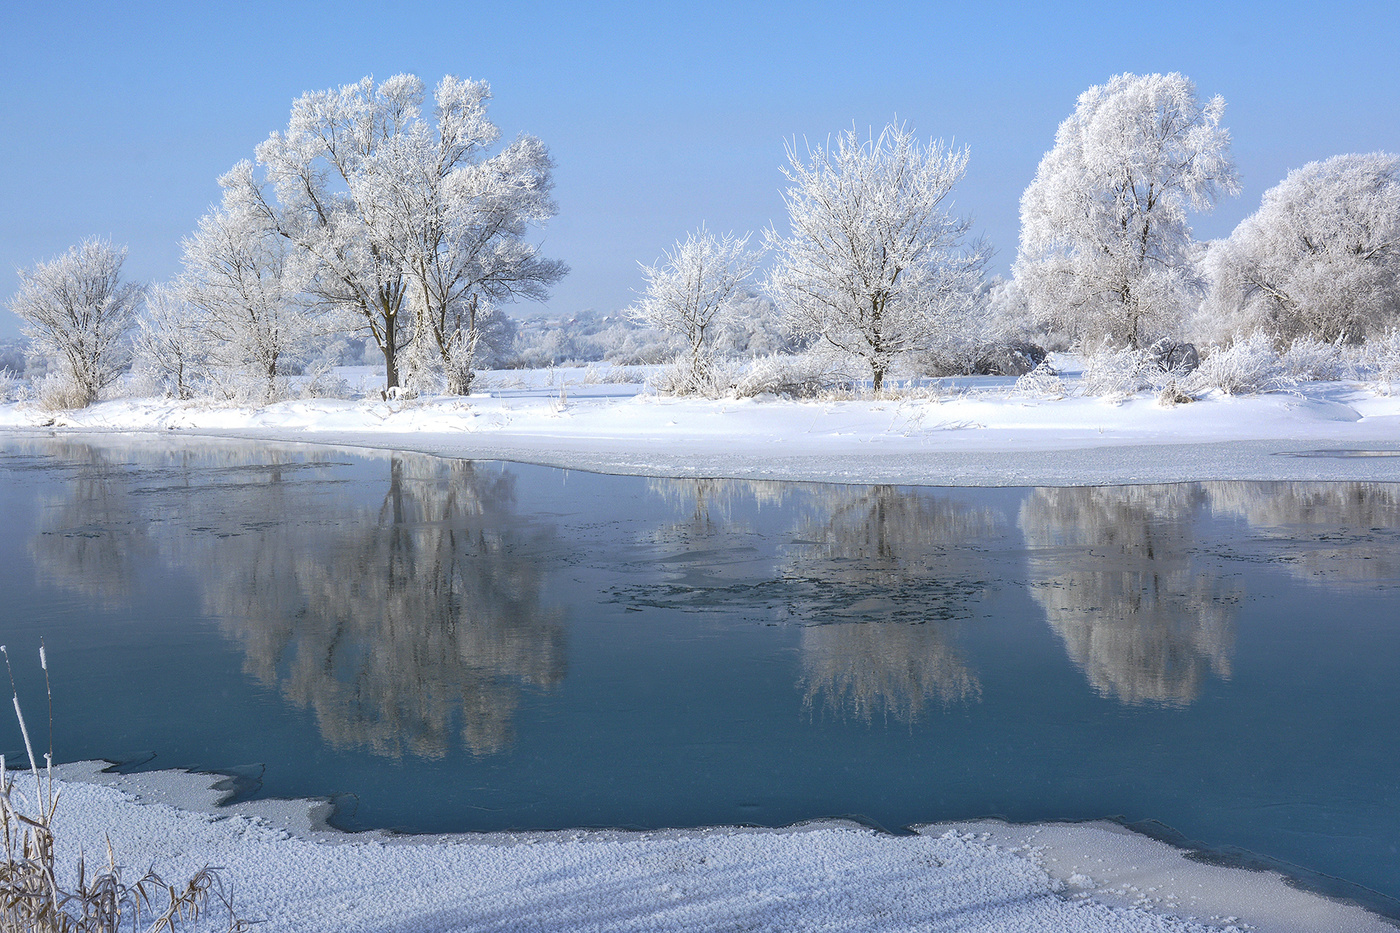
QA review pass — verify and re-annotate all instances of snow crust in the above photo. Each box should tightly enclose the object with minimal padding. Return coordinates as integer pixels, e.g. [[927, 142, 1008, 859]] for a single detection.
[[3, 370, 1400, 487], [47, 762, 1395, 933]]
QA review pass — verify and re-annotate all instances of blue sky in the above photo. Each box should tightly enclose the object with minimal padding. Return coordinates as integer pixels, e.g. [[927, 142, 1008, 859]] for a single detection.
[[3, 1, 1398, 340]]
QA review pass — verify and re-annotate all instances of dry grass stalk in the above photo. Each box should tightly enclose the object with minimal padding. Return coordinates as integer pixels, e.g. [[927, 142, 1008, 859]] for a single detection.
[[0, 644, 246, 933]]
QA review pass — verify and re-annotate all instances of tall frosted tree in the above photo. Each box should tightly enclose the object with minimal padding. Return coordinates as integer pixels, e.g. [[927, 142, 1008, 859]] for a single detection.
[[767, 122, 988, 393], [1015, 73, 1239, 348], [1203, 152, 1400, 343], [629, 226, 762, 394], [7, 238, 143, 407], [224, 73, 565, 393]]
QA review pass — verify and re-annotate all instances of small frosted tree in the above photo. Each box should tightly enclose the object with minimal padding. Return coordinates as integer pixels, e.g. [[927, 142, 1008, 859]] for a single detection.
[[179, 196, 316, 399], [767, 122, 988, 393], [1015, 73, 1239, 348], [133, 283, 209, 399], [7, 238, 143, 406], [629, 226, 762, 393], [1202, 152, 1400, 344]]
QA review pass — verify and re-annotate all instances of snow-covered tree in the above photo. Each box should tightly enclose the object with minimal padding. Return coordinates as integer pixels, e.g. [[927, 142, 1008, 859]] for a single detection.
[[767, 122, 988, 392], [7, 238, 143, 406], [1015, 73, 1239, 349], [629, 226, 762, 392], [225, 74, 565, 393], [1202, 152, 1400, 344], [133, 283, 208, 399], [179, 196, 316, 399]]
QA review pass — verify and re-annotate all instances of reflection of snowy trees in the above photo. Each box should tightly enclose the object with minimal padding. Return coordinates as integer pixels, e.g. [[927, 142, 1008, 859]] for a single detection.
[[199, 455, 565, 758], [644, 480, 995, 720], [1019, 486, 1237, 707], [22, 439, 563, 758], [786, 487, 997, 719], [27, 441, 154, 609], [1203, 482, 1400, 588]]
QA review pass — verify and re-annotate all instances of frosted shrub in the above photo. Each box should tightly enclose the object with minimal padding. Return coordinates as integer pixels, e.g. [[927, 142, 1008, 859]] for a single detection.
[[36, 374, 94, 412], [1186, 332, 1283, 395], [1279, 334, 1347, 382], [733, 353, 839, 399], [1013, 362, 1067, 399], [1367, 329, 1400, 395], [649, 356, 738, 398], [1078, 343, 1160, 398]]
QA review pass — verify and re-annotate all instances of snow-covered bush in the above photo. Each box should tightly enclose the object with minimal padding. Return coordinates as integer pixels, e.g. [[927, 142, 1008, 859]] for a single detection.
[[1367, 329, 1400, 395], [732, 352, 843, 399], [1078, 342, 1162, 398], [1185, 332, 1283, 395], [1279, 334, 1348, 382], [1013, 362, 1067, 399], [649, 355, 739, 398], [36, 372, 97, 411]]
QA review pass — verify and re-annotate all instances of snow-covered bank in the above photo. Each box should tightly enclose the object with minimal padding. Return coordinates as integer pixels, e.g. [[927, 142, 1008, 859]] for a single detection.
[[3, 376, 1400, 486], [48, 762, 1395, 933]]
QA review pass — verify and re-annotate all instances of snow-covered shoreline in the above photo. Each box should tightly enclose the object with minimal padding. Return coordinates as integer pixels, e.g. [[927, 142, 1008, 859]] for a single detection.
[[43, 762, 1397, 933], [3, 373, 1400, 487]]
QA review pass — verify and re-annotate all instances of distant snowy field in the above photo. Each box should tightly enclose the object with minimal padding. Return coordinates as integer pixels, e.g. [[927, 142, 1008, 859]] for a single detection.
[[3, 356, 1399, 486]]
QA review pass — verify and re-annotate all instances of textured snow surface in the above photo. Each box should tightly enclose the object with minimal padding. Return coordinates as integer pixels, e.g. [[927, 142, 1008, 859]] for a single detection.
[[4, 373, 1400, 486], [40, 769, 1215, 933], [43, 764, 1396, 933]]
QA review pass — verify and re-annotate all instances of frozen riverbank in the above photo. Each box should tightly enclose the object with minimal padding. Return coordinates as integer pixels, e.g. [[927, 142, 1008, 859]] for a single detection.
[[44, 762, 1396, 933], [3, 373, 1400, 486]]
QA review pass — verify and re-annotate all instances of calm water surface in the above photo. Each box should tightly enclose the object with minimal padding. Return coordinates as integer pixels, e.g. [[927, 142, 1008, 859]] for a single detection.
[[1, 435, 1398, 914]]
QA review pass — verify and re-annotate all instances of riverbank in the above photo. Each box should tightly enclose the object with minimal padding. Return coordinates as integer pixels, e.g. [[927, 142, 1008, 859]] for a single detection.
[[3, 370, 1400, 486]]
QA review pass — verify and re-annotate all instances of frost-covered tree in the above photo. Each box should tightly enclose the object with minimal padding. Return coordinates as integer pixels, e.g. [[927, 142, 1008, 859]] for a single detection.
[[7, 238, 143, 406], [767, 122, 988, 393], [179, 196, 316, 398], [629, 226, 762, 392], [133, 283, 208, 399], [1015, 73, 1239, 349], [1202, 153, 1400, 343], [226, 74, 565, 393]]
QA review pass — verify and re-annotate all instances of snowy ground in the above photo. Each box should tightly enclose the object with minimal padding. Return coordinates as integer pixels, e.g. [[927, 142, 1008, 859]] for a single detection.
[[2, 361, 1399, 486], [7, 363, 1400, 931], [41, 763, 1396, 933]]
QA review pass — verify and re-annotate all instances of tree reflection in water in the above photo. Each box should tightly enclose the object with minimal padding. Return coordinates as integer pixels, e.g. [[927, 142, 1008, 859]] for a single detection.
[[27, 440, 160, 609], [785, 487, 996, 721], [1203, 481, 1400, 589], [644, 480, 995, 721], [1019, 485, 1238, 707], [25, 440, 565, 759], [204, 455, 565, 758]]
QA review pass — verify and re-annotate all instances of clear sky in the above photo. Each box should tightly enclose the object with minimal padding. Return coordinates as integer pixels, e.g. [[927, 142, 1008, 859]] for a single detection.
[[3, 0, 1398, 340]]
